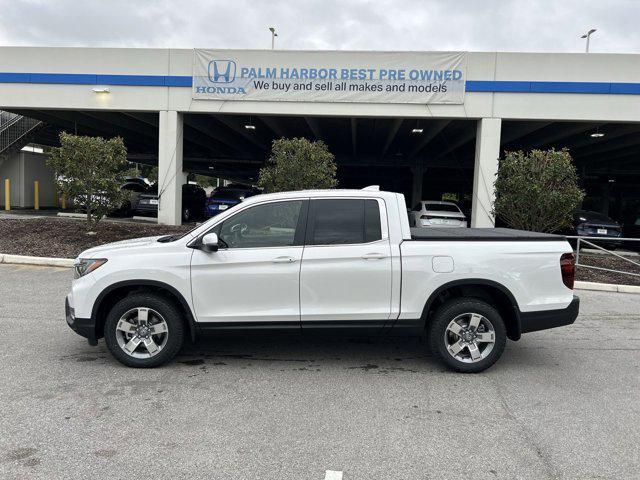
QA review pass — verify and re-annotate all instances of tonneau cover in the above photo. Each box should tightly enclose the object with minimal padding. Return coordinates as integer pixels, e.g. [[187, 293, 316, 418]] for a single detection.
[[410, 227, 565, 241]]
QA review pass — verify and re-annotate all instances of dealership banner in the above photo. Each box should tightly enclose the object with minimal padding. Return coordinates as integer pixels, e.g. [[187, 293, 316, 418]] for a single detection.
[[193, 50, 467, 104]]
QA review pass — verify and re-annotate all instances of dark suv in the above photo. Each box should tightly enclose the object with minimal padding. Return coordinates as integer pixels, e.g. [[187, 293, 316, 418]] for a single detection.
[[568, 210, 623, 247], [136, 183, 207, 222]]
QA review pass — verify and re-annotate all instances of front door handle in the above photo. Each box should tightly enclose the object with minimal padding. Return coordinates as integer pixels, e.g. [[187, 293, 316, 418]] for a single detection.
[[272, 256, 297, 264], [361, 252, 386, 260]]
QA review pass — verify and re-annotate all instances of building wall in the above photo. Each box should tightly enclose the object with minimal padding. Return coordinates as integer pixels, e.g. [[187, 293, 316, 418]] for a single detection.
[[0, 47, 639, 122], [20, 151, 56, 208], [0, 152, 21, 208], [0, 150, 56, 208]]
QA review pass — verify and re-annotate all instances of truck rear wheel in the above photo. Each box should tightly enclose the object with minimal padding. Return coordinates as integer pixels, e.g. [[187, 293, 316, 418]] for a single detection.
[[428, 297, 506, 373], [104, 293, 184, 368]]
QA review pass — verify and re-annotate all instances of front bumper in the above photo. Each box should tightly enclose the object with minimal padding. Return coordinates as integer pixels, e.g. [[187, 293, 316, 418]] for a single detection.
[[520, 295, 580, 334], [65, 295, 98, 345]]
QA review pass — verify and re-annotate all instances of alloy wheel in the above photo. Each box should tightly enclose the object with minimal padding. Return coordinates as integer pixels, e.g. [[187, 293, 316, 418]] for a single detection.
[[115, 307, 169, 359], [444, 312, 496, 363]]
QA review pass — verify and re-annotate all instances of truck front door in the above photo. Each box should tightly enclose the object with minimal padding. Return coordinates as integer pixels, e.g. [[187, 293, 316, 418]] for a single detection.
[[190, 199, 308, 326]]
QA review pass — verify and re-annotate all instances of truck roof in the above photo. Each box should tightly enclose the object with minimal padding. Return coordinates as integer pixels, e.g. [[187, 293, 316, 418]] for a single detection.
[[239, 188, 398, 204]]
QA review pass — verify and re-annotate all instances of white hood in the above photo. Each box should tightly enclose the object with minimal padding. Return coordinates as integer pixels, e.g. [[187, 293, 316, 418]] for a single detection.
[[78, 236, 164, 258]]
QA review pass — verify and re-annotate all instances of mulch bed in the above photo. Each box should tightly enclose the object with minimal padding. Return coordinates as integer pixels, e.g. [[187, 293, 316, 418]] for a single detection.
[[576, 253, 640, 286], [0, 218, 192, 259]]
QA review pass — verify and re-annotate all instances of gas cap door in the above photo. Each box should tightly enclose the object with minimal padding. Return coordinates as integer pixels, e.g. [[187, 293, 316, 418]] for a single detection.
[[432, 256, 454, 273]]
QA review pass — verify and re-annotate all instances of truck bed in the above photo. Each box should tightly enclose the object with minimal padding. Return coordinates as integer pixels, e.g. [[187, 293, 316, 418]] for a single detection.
[[409, 227, 565, 241]]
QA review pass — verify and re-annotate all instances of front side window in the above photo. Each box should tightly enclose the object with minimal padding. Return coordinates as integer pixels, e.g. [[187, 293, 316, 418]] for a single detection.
[[308, 199, 382, 245], [217, 200, 303, 249]]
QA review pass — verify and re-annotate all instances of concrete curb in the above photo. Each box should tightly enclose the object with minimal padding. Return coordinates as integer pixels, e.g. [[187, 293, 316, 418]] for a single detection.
[[57, 212, 86, 219], [575, 280, 640, 294], [132, 216, 157, 223], [1, 254, 74, 268]]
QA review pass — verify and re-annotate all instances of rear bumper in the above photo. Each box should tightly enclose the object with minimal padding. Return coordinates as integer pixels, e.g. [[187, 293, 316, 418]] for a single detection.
[[520, 296, 580, 334], [65, 295, 97, 345]]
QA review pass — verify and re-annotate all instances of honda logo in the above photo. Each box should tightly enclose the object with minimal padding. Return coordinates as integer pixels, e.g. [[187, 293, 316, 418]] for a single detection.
[[208, 60, 237, 83]]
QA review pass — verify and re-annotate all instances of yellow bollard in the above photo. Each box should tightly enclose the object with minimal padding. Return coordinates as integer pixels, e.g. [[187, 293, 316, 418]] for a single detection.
[[4, 178, 9, 211], [34, 180, 40, 210]]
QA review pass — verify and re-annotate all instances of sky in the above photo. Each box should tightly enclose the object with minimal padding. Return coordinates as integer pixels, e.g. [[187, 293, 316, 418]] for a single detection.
[[0, 0, 638, 53]]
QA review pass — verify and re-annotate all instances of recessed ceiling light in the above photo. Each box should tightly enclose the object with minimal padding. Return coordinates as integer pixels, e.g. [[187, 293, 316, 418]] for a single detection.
[[411, 128, 424, 134]]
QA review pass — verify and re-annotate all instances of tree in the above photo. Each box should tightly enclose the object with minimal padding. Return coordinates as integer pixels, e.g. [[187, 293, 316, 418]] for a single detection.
[[258, 137, 338, 193], [493, 148, 585, 232], [48, 132, 130, 229]]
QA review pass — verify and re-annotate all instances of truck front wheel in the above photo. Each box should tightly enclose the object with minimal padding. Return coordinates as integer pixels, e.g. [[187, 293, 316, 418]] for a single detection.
[[104, 293, 184, 368], [428, 298, 507, 373]]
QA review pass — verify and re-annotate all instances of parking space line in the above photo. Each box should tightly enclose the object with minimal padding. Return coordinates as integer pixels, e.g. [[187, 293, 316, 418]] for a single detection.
[[325, 470, 343, 480]]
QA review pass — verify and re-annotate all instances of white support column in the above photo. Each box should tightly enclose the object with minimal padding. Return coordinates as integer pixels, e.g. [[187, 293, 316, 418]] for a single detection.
[[157, 111, 183, 225], [471, 118, 502, 228]]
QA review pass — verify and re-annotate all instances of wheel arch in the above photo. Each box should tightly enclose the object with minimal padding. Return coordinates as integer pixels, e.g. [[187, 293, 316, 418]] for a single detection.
[[421, 279, 522, 341], [91, 280, 197, 342]]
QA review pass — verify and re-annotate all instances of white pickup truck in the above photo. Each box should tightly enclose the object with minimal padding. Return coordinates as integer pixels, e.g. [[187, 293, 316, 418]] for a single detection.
[[66, 187, 579, 372]]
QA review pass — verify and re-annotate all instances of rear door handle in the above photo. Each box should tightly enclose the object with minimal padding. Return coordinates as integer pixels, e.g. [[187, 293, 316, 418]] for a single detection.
[[272, 256, 297, 264], [361, 252, 386, 260]]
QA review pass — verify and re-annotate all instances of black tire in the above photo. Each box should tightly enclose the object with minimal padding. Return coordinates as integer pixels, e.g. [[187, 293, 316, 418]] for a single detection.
[[104, 293, 185, 368], [428, 297, 507, 373]]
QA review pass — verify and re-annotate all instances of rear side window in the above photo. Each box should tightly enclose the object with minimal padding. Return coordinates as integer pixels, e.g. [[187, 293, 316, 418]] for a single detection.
[[308, 199, 382, 245]]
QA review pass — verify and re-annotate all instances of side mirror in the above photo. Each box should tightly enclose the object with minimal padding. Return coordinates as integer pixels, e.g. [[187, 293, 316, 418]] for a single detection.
[[201, 232, 219, 252]]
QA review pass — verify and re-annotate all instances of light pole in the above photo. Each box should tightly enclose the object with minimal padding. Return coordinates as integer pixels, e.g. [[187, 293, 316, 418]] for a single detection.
[[581, 28, 596, 53], [269, 27, 278, 50]]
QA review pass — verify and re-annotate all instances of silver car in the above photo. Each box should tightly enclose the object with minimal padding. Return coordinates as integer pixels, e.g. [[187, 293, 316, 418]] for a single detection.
[[410, 201, 468, 228]]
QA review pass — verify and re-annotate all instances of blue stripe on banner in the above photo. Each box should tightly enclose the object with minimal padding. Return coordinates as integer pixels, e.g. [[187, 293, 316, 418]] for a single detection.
[[0, 72, 639, 95], [0, 72, 31, 83], [610, 83, 640, 95], [529, 81, 611, 94], [0, 72, 194, 87], [29, 73, 98, 84], [466, 81, 531, 92], [164, 76, 192, 87], [466, 80, 632, 94]]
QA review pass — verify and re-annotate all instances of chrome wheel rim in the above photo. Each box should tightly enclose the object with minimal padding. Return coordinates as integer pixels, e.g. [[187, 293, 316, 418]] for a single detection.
[[115, 307, 169, 359], [444, 312, 496, 363]]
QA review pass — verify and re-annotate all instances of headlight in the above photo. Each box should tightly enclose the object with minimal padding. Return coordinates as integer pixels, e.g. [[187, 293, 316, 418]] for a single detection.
[[74, 258, 108, 279]]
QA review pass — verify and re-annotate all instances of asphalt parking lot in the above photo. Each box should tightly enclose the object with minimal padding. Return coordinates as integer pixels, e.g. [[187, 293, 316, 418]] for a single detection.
[[1, 263, 638, 480]]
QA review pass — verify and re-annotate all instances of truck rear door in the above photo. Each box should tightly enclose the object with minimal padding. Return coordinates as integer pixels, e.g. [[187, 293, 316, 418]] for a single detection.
[[300, 197, 393, 331]]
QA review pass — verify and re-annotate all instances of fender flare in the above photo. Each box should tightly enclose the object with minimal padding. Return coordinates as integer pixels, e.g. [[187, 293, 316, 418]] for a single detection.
[[419, 278, 522, 340], [91, 279, 198, 342]]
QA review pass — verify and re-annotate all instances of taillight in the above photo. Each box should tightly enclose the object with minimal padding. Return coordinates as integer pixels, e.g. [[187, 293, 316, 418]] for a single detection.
[[560, 253, 575, 290]]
